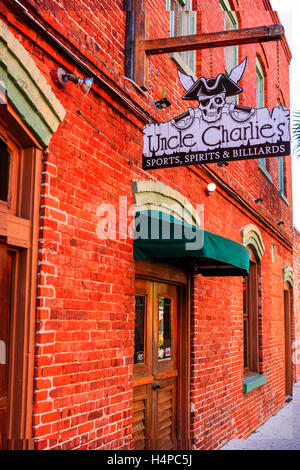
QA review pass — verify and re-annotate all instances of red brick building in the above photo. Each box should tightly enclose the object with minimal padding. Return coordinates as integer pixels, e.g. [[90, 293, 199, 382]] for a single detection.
[[0, 0, 298, 451]]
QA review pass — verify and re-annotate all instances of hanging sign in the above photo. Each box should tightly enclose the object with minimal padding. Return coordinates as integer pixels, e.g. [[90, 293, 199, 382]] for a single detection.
[[142, 58, 290, 170]]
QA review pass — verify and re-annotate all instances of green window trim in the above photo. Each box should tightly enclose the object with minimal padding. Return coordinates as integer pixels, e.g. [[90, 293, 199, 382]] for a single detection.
[[278, 156, 289, 205], [258, 159, 272, 182], [279, 190, 289, 206], [243, 374, 267, 394], [256, 57, 272, 180], [167, 0, 197, 76], [220, 0, 238, 104]]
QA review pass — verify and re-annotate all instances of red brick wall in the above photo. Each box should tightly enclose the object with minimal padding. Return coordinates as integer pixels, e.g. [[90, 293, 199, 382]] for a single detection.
[[2, 0, 294, 450]]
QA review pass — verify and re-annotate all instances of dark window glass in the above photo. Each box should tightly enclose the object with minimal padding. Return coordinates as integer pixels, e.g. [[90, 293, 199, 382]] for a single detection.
[[134, 295, 145, 364], [243, 319, 248, 369], [0, 138, 9, 201], [158, 297, 171, 361], [243, 276, 249, 370]]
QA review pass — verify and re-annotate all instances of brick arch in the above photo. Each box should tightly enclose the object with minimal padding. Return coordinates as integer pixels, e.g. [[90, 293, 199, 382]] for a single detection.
[[283, 266, 293, 287], [132, 180, 201, 227], [241, 224, 265, 261], [0, 19, 65, 146]]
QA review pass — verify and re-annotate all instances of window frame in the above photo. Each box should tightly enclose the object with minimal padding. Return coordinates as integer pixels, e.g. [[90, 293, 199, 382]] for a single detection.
[[167, 0, 197, 77], [256, 57, 272, 181], [220, 0, 238, 76], [243, 248, 259, 376], [278, 156, 289, 205]]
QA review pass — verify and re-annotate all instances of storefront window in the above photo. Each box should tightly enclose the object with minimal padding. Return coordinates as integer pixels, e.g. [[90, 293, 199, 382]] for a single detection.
[[158, 297, 172, 360], [134, 295, 145, 364], [243, 250, 259, 375]]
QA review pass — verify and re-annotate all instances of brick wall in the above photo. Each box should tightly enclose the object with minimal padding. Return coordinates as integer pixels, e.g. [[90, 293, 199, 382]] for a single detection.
[[2, 0, 294, 450]]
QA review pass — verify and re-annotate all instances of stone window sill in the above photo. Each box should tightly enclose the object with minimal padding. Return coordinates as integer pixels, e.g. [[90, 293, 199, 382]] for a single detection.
[[279, 190, 289, 206], [258, 160, 273, 183], [243, 373, 267, 394], [170, 52, 196, 79]]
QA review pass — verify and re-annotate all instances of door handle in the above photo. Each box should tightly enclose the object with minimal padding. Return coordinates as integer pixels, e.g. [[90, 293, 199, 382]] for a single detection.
[[153, 383, 165, 390]]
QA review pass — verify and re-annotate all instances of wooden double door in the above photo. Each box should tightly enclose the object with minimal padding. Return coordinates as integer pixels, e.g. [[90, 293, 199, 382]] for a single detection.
[[133, 277, 187, 450]]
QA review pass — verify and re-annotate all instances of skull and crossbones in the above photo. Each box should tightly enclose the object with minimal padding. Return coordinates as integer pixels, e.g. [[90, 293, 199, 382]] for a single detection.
[[177, 58, 248, 124], [197, 92, 226, 122]]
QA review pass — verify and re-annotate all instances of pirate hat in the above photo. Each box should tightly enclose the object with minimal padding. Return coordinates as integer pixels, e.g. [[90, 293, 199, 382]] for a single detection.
[[178, 57, 248, 101]]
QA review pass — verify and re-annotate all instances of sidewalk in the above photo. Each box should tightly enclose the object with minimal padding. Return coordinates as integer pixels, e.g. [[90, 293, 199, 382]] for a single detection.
[[221, 382, 300, 450]]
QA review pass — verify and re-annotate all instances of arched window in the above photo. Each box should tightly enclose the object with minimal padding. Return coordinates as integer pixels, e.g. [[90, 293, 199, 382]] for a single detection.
[[241, 224, 265, 380], [243, 247, 259, 373]]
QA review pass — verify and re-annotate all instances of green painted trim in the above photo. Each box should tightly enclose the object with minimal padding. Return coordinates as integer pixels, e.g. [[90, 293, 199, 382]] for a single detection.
[[279, 190, 289, 206], [258, 159, 273, 182], [243, 374, 267, 394], [0, 64, 53, 146], [0, 20, 65, 146]]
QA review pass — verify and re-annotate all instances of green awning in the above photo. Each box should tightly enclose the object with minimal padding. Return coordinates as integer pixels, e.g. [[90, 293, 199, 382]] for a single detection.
[[133, 211, 249, 276]]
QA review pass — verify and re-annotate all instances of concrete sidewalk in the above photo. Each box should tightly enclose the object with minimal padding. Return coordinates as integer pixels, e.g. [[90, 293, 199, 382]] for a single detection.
[[221, 382, 300, 450]]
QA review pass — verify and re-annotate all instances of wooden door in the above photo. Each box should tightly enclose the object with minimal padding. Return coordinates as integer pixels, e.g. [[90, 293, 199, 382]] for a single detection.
[[133, 279, 179, 450], [0, 243, 12, 450], [284, 287, 293, 398]]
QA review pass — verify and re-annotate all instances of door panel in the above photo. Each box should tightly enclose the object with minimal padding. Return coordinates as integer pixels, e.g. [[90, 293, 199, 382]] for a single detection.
[[133, 279, 179, 450], [132, 385, 149, 450], [155, 378, 177, 450]]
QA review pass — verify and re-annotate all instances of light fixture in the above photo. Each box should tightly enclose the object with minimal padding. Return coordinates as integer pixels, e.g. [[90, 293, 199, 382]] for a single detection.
[[277, 220, 284, 226], [154, 97, 172, 109], [154, 85, 172, 109], [207, 182, 216, 194], [52, 68, 93, 95], [253, 197, 263, 203], [217, 162, 229, 167]]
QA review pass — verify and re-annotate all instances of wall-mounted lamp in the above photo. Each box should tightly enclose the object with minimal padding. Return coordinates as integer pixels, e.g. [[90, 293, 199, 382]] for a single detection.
[[217, 162, 229, 167], [52, 68, 93, 95], [154, 85, 172, 109], [253, 197, 263, 203], [277, 220, 285, 226], [207, 182, 216, 195], [154, 97, 172, 109]]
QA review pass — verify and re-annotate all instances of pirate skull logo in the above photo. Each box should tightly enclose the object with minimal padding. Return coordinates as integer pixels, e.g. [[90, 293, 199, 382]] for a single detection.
[[198, 92, 226, 122], [177, 58, 248, 123]]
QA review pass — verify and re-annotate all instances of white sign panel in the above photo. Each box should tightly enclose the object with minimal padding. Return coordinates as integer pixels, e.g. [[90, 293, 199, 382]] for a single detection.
[[142, 58, 290, 170]]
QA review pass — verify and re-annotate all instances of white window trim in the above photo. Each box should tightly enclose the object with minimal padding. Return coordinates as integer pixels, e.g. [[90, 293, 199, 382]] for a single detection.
[[167, 0, 197, 77], [256, 57, 272, 181]]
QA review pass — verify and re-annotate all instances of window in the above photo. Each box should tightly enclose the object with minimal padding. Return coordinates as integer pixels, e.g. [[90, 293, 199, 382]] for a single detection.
[[243, 248, 259, 375], [256, 58, 272, 180], [167, 0, 196, 76], [220, 0, 238, 103], [221, 0, 238, 75], [0, 139, 9, 202]]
